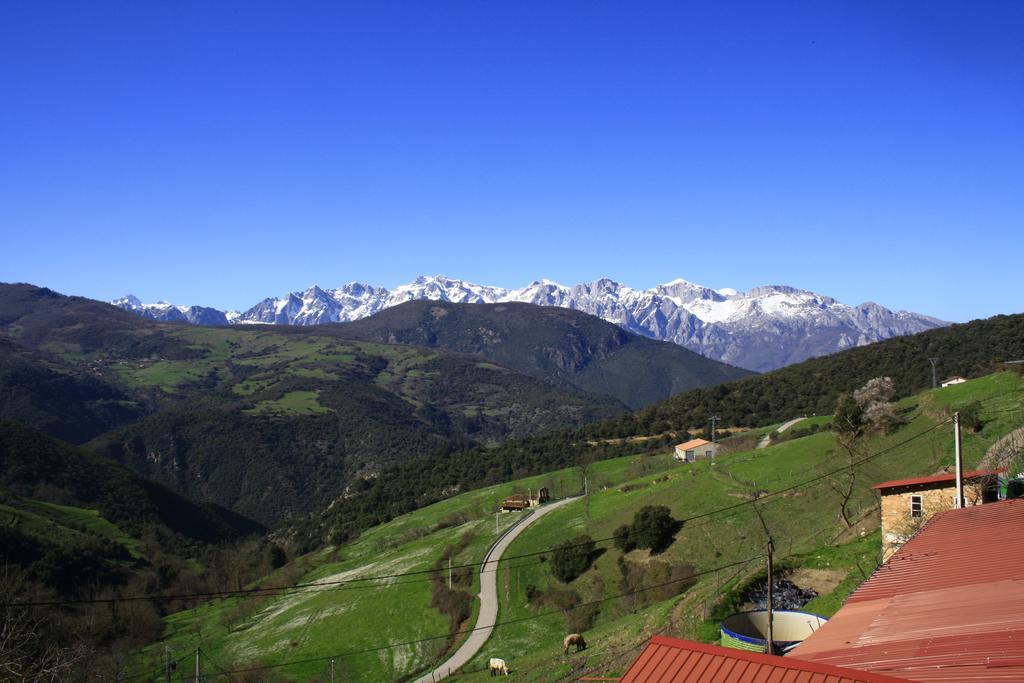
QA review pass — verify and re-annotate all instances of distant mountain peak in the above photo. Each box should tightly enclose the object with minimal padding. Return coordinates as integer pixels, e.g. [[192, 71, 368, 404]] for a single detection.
[[111, 275, 947, 372]]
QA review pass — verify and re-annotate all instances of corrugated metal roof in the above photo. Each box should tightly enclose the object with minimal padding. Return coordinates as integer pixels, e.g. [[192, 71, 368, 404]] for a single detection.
[[790, 499, 1024, 682], [618, 635, 907, 682], [871, 469, 1000, 490], [676, 438, 712, 450]]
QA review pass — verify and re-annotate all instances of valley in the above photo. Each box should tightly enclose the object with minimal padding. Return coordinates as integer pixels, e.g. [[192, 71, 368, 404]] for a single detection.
[[125, 372, 1024, 681]]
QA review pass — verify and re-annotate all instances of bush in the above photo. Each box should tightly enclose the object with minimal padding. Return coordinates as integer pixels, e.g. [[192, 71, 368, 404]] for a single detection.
[[958, 401, 983, 432], [613, 524, 636, 553], [630, 506, 678, 553], [551, 535, 596, 583], [833, 394, 863, 435]]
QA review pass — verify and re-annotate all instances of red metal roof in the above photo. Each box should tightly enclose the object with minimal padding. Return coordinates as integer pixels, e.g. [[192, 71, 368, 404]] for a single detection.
[[871, 469, 1000, 490], [676, 438, 712, 450], [790, 499, 1024, 682], [618, 635, 907, 682]]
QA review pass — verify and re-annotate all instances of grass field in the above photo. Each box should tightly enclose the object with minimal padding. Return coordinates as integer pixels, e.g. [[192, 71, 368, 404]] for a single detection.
[[131, 372, 1024, 681], [0, 499, 142, 558]]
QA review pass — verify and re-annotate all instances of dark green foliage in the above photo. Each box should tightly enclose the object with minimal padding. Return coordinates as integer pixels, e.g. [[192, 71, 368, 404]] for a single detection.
[[632, 506, 678, 552], [267, 543, 287, 569], [609, 313, 1024, 436], [0, 338, 146, 443], [833, 394, 864, 435], [328, 300, 752, 409], [0, 421, 262, 544], [613, 524, 636, 553], [0, 284, 626, 526], [616, 506, 679, 554], [958, 401, 983, 432], [551, 534, 596, 583]]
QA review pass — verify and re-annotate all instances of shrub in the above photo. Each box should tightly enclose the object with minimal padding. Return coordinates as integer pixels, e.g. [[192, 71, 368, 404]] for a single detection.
[[630, 505, 678, 553], [613, 524, 636, 553], [551, 535, 596, 583], [958, 401, 983, 432]]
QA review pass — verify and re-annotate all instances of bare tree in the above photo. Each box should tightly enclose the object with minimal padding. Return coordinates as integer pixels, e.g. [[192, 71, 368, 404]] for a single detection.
[[0, 570, 88, 681], [829, 435, 862, 528]]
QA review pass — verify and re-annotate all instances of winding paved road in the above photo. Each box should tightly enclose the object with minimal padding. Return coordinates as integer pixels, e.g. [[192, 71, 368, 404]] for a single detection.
[[415, 496, 579, 682]]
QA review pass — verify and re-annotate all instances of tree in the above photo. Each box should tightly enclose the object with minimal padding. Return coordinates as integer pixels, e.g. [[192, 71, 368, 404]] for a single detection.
[[550, 535, 596, 584], [853, 377, 901, 435], [614, 506, 679, 555], [833, 394, 863, 436], [632, 506, 677, 552]]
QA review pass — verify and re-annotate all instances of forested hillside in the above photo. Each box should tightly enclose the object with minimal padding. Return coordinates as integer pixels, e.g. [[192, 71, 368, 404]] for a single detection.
[[301, 312, 1024, 547], [0, 284, 624, 524], [328, 300, 752, 408]]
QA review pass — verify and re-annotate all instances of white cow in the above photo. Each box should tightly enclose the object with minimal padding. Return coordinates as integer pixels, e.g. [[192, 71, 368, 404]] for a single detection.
[[489, 657, 510, 676]]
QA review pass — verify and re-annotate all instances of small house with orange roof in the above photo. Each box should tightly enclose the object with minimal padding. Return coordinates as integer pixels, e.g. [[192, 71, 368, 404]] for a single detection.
[[673, 438, 719, 463]]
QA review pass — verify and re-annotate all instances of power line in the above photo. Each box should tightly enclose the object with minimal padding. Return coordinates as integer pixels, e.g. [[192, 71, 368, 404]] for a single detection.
[[4, 413, 956, 610], [141, 555, 764, 681]]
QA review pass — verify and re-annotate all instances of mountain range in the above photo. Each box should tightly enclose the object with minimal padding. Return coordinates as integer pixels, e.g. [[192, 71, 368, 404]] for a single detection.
[[113, 275, 947, 371]]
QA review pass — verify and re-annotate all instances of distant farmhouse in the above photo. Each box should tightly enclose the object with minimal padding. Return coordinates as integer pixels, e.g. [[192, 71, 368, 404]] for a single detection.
[[673, 438, 720, 463], [500, 487, 549, 512], [873, 469, 1001, 560], [940, 375, 967, 387]]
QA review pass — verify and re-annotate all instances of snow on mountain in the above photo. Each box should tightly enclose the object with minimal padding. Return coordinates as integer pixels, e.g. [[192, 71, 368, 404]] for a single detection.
[[111, 276, 947, 371], [111, 295, 230, 326]]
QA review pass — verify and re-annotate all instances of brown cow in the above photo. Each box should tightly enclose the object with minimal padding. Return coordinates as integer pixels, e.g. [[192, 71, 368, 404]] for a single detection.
[[563, 633, 587, 654]]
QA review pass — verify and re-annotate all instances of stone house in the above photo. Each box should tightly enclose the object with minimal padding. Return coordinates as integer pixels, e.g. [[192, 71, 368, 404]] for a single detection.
[[874, 469, 1001, 561], [673, 438, 720, 463]]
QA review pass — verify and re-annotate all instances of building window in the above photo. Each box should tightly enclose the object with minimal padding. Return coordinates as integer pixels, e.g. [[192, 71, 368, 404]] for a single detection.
[[910, 495, 923, 518]]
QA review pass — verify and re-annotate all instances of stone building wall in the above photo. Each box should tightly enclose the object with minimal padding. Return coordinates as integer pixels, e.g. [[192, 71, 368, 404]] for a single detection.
[[880, 481, 989, 561]]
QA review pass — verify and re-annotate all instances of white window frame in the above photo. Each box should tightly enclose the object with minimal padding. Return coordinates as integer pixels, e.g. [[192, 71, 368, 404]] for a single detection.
[[910, 494, 923, 518]]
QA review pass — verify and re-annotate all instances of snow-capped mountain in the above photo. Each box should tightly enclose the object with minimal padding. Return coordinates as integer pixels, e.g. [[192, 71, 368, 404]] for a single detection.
[[112, 275, 947, 372], [112, 294, 235, 326]]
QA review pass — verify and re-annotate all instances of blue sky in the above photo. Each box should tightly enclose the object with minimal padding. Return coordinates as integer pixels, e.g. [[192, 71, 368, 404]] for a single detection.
[[1, 1, 1021, 322]]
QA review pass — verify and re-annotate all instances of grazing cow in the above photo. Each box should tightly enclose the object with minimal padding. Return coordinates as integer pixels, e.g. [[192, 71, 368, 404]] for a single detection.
[[489, 658, 510, 676], [563, 633, 587, 654]]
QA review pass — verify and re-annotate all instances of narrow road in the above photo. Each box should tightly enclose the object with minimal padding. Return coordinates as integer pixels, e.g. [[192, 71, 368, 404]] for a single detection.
[[756, 417, 808, 449], [415, 496, 579, 682]]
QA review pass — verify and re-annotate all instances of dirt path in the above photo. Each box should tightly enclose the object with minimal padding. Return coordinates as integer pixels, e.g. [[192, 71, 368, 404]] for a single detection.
[[414, 496, 580, 682], [756, 417, 808, 449]]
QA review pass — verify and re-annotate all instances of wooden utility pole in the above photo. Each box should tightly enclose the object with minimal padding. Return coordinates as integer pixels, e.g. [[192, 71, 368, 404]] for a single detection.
[[766, 539, 775, 655], [954, 411, 965, 508]]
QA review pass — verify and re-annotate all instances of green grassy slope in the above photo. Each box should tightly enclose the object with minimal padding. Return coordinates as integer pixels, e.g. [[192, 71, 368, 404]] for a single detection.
[[131, 372, 1024, 681]]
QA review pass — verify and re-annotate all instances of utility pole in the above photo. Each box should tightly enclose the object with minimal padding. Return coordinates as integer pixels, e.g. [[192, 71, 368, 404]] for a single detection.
[[929, 358, 940, 389], [448, 556, 452, 590], [954, 411, 965, 508], [709, 415, 721, 442], [195, 648, 201, 683], [330, 657, 336, 683], [164, 647, 173, 683], [766, 539, 775, 655]]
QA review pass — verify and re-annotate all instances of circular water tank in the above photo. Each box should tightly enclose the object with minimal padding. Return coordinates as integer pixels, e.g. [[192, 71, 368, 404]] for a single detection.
[[720, 610, 828, 653]]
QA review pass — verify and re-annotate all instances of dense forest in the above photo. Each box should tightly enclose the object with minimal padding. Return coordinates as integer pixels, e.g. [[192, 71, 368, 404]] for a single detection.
[[324, 299, 752, 408]]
